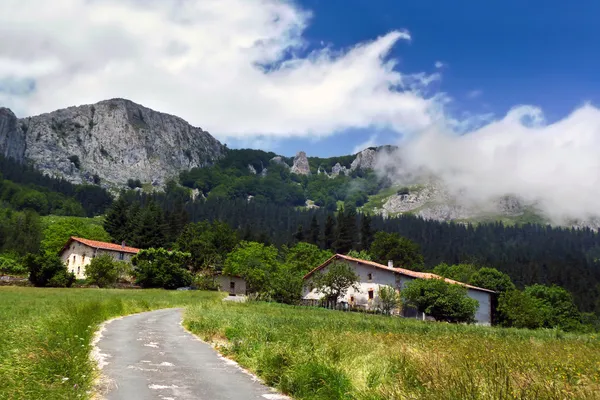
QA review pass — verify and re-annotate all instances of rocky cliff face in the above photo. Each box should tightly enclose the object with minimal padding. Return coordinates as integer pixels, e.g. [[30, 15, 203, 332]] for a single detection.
[[291, 151, 311, 175], [0, 99, 225, 186], [0, 108, 26, 163]]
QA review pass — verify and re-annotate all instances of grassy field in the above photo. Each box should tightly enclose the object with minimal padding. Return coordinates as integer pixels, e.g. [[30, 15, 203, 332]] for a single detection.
[[185, 301, 600, 400], [3, 288, 599, 400], [0, 287, 221, 399]]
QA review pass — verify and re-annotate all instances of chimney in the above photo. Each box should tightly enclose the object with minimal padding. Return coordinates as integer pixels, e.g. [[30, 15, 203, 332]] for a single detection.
[[121, 241, 126, 249], [388, 260, 393, 268]]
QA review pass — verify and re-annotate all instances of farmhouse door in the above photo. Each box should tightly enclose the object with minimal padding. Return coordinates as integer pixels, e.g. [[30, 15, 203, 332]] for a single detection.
[[229, 281, 236, 296]]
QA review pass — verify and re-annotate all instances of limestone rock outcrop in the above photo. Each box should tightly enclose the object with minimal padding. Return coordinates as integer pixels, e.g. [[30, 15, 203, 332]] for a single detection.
[[0, 99, 225, 186], [291, 151, 311, 175]]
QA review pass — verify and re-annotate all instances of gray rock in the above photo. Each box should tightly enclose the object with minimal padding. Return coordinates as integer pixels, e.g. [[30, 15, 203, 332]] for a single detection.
[[331, 162, 349, 177], [248, 164, 257, 174], [0, 99, 225, 186], [0, 108, 26, 163], [270, 156, 290, 169], [291, 151, 311, 175], [350, 148, 376, 171]]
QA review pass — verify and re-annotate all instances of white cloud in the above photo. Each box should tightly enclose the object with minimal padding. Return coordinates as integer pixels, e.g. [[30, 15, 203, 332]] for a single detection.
[[466, 89, 482, 99], [352, 134, 379, 154], [388, 103, 600, 222], [0, 0, 439, 140], [434, 61, 445, 69]]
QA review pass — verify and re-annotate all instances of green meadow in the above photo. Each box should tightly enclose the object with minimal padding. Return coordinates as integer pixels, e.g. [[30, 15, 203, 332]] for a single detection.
[[185, 301, 600, 400], [1, 287, 599, 400], [0, 287, 220, 399]]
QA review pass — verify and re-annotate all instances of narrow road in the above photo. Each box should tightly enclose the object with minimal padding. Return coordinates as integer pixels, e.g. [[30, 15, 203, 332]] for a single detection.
[[94, 308, 288, 400]]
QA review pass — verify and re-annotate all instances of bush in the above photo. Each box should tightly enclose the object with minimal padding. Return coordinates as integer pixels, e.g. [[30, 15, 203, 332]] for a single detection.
[[85, 254, 120, 288], [127, 179, 143, 189], [25, 253, 75, 287], [0, 254, 27, 276], [377, 286, 402, 315], [132, 248, 193, 289], [402, 278, 478, 323]]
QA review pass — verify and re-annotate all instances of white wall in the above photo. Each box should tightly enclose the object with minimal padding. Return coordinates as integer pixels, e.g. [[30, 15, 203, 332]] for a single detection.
[[60, 242, 135, 279], [303, 259, 493, 325], [216, 275, 247, 295]]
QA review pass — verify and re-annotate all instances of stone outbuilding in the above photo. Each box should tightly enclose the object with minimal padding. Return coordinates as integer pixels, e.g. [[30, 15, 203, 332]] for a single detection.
[[303, 254, 495, 325]]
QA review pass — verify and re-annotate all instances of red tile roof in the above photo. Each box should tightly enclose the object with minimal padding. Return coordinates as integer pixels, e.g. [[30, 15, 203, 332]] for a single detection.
[[63, 237, 140, 254], [303, 254, 495, 294]]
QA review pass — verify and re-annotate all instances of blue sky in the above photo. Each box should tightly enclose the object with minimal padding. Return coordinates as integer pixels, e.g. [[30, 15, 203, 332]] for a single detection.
[[3, 0, 600, 160], [234, 0, 600, 157]]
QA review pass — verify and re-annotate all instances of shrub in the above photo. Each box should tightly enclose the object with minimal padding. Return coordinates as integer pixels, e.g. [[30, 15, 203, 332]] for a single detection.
[[85, 254, 119, 288], [0, 254, 27, 276], [132, 248, 193, 289], [402, 278, 478, 323], [377, 286, 402, 315], [127, 179, 143, 189], [25, 253, 75, 288]]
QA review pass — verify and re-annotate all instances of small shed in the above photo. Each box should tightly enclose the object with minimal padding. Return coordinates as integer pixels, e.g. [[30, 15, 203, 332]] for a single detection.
[[214, 273, 247, 296]]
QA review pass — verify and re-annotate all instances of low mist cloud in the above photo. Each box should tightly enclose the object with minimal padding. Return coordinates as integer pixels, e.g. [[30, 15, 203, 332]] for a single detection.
[[377, 104, 600, 223]]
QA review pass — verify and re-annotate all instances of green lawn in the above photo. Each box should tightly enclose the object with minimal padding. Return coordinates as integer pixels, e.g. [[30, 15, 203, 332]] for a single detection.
[[185, 301, 600, 400], [0, 287, 222, 399]]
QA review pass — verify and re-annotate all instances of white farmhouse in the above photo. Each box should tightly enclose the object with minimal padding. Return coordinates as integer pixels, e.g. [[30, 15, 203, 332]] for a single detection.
[[303, 254, 495, 325], [60, 237, 140, 279]]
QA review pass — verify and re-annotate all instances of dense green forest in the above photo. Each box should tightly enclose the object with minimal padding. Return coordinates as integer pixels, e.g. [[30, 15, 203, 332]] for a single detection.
[[179, 148, 389, 210], [1, 148, 599, 328]]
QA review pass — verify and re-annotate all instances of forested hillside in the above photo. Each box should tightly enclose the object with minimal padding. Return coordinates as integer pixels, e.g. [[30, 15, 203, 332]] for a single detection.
[[103, 186, 600, 313]]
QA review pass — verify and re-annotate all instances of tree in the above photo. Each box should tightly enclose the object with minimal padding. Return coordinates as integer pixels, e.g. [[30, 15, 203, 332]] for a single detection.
[[333, 206, 357, 254], [309, 261, 359, 303], [370, 232, 424, 270], [132, 248, 192, 289], [309, 215, 320, 245], [323, 215, 336, 250], [402, 278, 478, 323], [176, 220, 238, 271], [103, 197, 129, 243], [469, 267, 515, 293], [294, 224, 305, 243], [223, 241, 279, 294], [85, 254, 120, 288], [526, 284, 582, 331], [433, 263, 478, 283], [377, 286, 402, 315], [497, 290, 548, 329], [359, 214, 373, 251], [130, 201, 165, 248], [41, 216, 111, 255], [282, 242, 333, 275], [346, 249, 372, 260], [26, 253, 75, 287]]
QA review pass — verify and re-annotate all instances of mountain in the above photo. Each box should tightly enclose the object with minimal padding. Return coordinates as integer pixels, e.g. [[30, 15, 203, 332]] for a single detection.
[[0, 99, 225, 187]]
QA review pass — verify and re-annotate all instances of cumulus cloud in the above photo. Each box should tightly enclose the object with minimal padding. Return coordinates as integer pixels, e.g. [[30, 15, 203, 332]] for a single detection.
[[434, 61, 445, 69], [0, 0, 439, 140], [352, 134, 379, 154], [385, 104, 600, 222]]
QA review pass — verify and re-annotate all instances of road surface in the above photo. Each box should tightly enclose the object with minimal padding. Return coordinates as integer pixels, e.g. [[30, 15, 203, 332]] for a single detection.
[[94, 308, 288, 400]]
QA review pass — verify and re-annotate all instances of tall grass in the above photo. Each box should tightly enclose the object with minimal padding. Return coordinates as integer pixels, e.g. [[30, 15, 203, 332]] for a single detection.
[[185, 301, 600, 400], [0, 287, 221, 399]]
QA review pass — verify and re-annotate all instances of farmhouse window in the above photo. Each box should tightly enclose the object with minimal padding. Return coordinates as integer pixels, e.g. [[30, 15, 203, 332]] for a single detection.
[[73, 255, 76, 263], [367, 273, 372, 281], [368, 290, 374, 300], [77, 267, 80, 274], [119, 252, 125, 261]]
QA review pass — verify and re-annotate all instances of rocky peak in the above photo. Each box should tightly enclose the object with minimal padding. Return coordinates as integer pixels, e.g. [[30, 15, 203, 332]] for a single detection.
[[291, 151, 311, 175], [350, 148, 376, 171], [331, 162, 350, 177], [0, 99, 225, 186]]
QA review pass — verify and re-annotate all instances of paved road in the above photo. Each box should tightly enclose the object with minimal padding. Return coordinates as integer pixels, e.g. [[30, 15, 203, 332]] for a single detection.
[[94, 308, 287, 400]]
